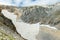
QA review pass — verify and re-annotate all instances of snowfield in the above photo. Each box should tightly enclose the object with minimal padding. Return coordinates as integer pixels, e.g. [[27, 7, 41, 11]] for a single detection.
[[1, 10, 57, 40], [2, 9, 40, 40]]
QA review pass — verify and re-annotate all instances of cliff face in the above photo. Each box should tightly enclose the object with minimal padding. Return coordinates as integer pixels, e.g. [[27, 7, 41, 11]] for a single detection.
[[20, 6, 51, 24], [19, 4, 60, 30]]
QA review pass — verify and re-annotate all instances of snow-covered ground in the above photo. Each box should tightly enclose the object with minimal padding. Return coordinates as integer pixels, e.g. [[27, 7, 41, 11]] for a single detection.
[[1, 10, 57, 40], [0, 0, 60, 7]]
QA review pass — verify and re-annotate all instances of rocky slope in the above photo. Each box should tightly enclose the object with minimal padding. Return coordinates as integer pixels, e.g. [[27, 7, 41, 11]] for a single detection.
[[18, 4, 60, 30], [0, 13, 25, 40], [0, 3, 60, 40]]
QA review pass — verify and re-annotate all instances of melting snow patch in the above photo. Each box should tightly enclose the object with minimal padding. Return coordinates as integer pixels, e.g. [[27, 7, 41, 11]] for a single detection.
[[1, 9, 40, 40], [2, 9, 17, 21], [40, 24, 57, 30], [1, 9, 57, 40], [12, 21, 40, 40]]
